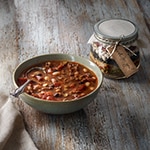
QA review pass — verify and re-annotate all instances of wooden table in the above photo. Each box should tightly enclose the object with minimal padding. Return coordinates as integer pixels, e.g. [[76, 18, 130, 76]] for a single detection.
[[0, 0, 149, 149]]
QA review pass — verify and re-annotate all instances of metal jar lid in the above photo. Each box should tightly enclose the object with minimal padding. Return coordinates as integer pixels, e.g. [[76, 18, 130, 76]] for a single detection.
[[94, 18, 138, 45]]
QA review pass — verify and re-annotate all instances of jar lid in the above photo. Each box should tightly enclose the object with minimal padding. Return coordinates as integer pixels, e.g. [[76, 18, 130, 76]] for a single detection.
[[94, 18, 138, 45]]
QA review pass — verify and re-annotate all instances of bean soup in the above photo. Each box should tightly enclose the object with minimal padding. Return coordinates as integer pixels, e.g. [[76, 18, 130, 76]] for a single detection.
[[18, 60, 98, 101]]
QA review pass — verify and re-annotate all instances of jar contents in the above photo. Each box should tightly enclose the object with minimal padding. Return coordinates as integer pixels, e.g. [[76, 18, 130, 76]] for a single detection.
[[88, 18, 140, 79]]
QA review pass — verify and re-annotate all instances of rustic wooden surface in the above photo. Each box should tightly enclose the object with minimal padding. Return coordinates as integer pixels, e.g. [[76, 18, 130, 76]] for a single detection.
[[0, 0, 150, 149]]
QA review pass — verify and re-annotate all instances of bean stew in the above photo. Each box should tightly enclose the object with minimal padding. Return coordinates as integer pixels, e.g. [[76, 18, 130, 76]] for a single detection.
[[18, 60, 98, 101]]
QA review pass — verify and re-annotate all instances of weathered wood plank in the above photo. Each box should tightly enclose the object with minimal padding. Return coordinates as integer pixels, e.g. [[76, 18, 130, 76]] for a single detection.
[[0, 0, 149, 149]]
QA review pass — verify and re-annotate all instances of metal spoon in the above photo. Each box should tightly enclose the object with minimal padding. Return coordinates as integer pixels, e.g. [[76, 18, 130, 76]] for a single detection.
[[10, 67, 45, 97]]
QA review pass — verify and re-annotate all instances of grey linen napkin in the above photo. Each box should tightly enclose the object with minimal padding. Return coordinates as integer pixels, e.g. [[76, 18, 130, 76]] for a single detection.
[[0, 96, 38, 150]]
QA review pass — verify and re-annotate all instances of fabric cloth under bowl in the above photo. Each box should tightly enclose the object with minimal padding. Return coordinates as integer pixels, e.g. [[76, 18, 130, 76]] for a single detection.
[[0, 96, 38, 150]]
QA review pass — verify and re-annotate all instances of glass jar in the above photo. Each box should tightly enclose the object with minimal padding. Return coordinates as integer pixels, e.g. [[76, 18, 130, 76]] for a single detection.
[[88, 18, 140, 79]]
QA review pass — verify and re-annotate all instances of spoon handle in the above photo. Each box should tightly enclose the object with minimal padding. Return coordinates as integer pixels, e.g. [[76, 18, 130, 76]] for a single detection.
[[10, 79, 31, 97]]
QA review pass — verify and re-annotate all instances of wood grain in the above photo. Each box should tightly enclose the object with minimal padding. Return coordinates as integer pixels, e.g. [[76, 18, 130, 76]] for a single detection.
[[0, 0, 150, 149]]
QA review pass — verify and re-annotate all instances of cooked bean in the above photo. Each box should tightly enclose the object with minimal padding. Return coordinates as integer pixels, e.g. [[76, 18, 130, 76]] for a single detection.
[[80, 93, 86, 97], [52, 71, 60, 76], [33, 84, 41, 90], [92, 76, 96, 80], [90, 87, 95, 91], [44, 76, 49, 81], [27, 84, 32, 90], [47, 68, 52, 73], [85, 82, 90, 87], [51, 78, 56, 84], [55, 88, 61, 92], [63, 93, 68, 97], [43, 83, 48, 87], [74, 71, 79, 75], [83, 68, 88, 72]]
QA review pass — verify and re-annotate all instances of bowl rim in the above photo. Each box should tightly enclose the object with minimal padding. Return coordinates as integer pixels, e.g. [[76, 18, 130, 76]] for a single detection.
[[13, 53, 103, 103]]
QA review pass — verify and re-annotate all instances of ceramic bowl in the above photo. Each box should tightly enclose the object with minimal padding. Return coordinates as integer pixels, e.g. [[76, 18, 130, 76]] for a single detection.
[[12, 53, 103, 114]]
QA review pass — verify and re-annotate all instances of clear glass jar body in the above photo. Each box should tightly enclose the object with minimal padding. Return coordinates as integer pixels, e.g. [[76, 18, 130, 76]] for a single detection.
[[89, 19, 140, 79], [90, 41, 140, 79]]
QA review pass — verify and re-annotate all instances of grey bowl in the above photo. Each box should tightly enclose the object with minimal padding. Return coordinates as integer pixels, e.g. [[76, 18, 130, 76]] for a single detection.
[[12, 53, 103, 114]]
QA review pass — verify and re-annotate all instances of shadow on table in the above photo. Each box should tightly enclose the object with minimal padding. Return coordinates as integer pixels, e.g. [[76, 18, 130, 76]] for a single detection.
[[46, 103, 110, 149]]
